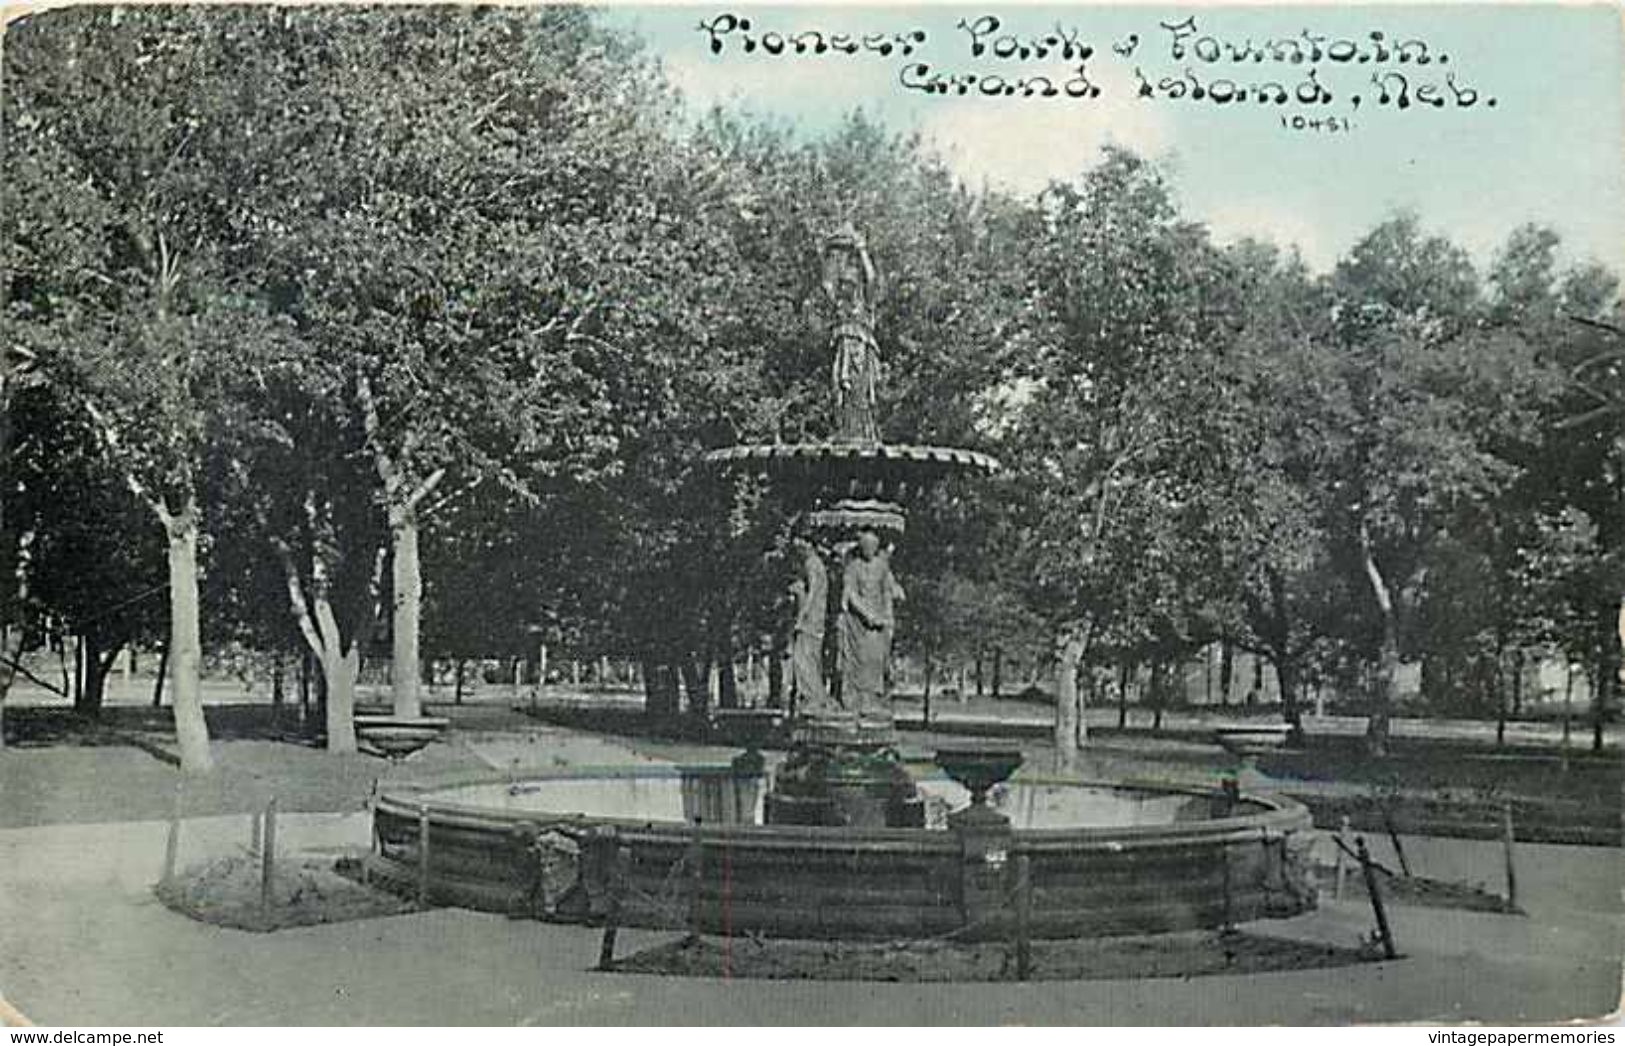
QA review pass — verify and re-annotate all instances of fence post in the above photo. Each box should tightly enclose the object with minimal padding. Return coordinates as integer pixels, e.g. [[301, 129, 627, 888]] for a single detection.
[[1356, 836, 1396, 959], [597, 843, 630, 971], [260, 797, 278, 920], [1501, 800, 1519, 913], [1382, 807, 1412, 878], [1014, 854, 1033, 981], [1333, 815, 1351, 900], [417, 804, 432, 907], [685, 823, 704, 942]]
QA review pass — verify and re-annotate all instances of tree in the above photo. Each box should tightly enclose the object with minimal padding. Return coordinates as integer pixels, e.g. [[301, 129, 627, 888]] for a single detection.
[[241, 7, 704, 720], [2, 7, 304, 770], [7, 387, 167, 716], [1001, 149, 1239, 763]]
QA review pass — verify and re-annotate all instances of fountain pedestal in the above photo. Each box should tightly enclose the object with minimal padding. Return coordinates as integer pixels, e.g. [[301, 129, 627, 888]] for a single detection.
[[763, 718, 924, 828], [936, 745, 1026, 936]]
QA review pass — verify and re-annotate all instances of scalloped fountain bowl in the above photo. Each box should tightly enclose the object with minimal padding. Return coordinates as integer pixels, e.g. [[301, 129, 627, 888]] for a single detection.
[[366, 760, 1317, 940]]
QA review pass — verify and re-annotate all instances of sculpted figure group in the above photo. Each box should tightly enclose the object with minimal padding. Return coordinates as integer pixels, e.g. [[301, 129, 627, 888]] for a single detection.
[[788, 529, 904, 722]]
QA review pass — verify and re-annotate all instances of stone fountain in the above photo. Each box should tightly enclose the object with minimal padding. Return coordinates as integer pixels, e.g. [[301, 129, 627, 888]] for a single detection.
[[704, 224, 1000, 829], [365, 227, 1317, 943]]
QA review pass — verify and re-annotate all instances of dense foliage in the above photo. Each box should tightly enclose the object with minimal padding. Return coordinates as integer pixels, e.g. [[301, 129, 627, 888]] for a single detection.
[[2, 6, 1619, 764]]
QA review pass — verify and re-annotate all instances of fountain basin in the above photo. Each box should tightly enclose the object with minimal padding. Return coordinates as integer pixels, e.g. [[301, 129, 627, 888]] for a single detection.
[[366, 766, 1316, 939]]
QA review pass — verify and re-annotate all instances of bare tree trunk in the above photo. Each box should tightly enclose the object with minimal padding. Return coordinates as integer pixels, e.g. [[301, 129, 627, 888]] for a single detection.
[[389, 508, 423, 719], [1359, 523, 1396, 756], [0, 629, 19, 752], [1053, 628, 1090, 766], [1151, 661, 1166, 732], [321, 645, 359, 751], [273, 538, 361, 754], [1274, 659, 1304, 741], [164, 503, 213, 774], [718, 658, 739, 710], [74, 637, 121, 719]]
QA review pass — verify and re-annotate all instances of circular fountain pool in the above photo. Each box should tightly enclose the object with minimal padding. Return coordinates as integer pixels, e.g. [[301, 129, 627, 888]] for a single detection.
[[367, 762, 1316, 940]]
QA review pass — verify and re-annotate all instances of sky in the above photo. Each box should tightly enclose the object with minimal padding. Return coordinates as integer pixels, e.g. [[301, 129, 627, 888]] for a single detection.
[[602, 3, 1625, 276]]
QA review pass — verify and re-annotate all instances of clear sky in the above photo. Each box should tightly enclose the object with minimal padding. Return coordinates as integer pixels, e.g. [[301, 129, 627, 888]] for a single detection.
[[602, 3, 1625, 277]]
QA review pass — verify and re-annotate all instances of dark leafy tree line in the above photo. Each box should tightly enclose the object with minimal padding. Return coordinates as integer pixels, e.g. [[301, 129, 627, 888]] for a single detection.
[[3, 6, 1618, 769]]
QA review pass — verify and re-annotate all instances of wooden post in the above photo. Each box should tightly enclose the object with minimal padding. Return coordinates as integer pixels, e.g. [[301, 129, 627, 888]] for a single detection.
[[259, 797, 278, 919], [1501, 800, 1519, 913], [685, 824, 704, 942], [1014, 854, 1033, 981], [1563, 664, 1575, 758], [597, 844, 630, 971], [1356, 836, 1397, 959], [1382, 807, 1412, 877], [1334, 815, 1352, 900], [417, 804, 432, 907]]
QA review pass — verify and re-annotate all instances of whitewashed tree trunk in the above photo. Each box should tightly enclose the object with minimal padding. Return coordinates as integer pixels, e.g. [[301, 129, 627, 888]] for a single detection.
[[321, 644, 360, 752], [1053, 629, 1089, 769], [389, 508, 422, 719], [164, 502, 213, 774], [275, 534, 361, 754]]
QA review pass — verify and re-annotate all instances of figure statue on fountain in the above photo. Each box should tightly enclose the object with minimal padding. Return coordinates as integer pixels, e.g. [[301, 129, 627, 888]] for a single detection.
[[838, 529, 904, 722], [822, 223, 881, 445], [787, 535, 831, 716]]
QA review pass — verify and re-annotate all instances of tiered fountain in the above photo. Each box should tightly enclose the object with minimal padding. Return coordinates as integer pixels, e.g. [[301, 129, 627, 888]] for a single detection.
[[705, 223, 1000, 829], [366, 227, 1317, 941]]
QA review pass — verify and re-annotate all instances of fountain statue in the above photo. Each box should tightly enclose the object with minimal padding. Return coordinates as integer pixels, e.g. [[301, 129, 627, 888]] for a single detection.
[[705, 224, 1001, 826], [823, 223, 882, 445]]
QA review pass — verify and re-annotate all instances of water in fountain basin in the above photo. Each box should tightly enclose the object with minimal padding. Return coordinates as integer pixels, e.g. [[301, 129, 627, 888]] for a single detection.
[[419, 767, 1204, 830]]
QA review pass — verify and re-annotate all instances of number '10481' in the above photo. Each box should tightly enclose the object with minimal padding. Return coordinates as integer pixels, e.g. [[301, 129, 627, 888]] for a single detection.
[[1281, 114, 1354, 133]]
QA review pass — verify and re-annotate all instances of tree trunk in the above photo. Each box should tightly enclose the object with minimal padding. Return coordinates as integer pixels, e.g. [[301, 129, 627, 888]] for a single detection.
[[389, 508, 423, 719], [718, 659, 739, 710], [298, 650, 311, 724], [922, 652, 934, 725], [453, 659, 465, 705], [974, 653, 984, 698], [1053, 629, 1089, 766], [680, 657, 707, 718], [321, 645, 359, 753], [74, 637, 120, 719], [1511, 649, 1525, 717], [1359, 524, 1397, 756], [766, 636, 784, 710], [644, 659, 679, 720], [1274, 659, 1304, 741], [0, 627, 21, 752], [991, 647, 1004, 700], [1219, 642, 1235, 706], [1597, 604, 1620, 753], [71, 635, 84, 708], [1151, 661, 1165, 732], [164, 505, 213, 774]]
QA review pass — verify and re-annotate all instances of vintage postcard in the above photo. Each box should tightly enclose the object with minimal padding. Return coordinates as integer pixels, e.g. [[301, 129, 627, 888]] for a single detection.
[[0, 0, 1620, 1030]]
